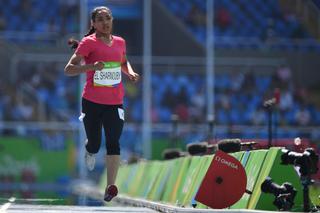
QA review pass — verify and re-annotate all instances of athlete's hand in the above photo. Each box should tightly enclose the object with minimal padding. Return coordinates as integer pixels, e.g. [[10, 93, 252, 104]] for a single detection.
[[128, 72, 140, 82], [93, 61, 104, 70]]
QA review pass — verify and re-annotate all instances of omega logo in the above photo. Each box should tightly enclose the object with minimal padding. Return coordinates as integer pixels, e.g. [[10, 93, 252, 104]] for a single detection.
[[214, 156, 238, 170]]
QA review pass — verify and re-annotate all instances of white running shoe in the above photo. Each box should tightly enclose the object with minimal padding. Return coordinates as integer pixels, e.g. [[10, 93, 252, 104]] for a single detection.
[[85, 151, 95, 171]]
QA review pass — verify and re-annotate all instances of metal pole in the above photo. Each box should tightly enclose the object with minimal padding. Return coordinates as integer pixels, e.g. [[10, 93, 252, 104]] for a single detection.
[[274, 107, 277, 144], [302, 176, 311, 212], [142, 0, 152, 159], [78, 0, 88, 205], [267, 108, 273, 148], [206, 0, 215, 137]]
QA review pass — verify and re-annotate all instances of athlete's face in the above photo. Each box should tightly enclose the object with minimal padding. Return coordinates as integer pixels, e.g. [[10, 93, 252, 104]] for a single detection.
[[93, 10, 113, 35]]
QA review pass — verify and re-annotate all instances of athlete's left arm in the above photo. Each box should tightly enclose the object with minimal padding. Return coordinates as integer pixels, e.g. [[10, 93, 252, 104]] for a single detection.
[[121, 60, 140, 82]]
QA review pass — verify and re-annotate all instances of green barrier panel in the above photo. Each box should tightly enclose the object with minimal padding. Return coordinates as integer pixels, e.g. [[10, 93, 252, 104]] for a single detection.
[[248, 147, 303, 211], [178, 155, 213, 207], [138, 161, 164, 198], [99, 164, 132, 194], [169, 156, 192, 204], [100, 163, 137, 195], [147, 160, 176, 201], [196, 152, 244, 209], [231, 151, 245, 161], [161, 158, 182, 203], [99, 169, 108, 190], [122, 164, 139, 195], [127, 161, 149, 196], [176, 156, 204, 206], [103, 162, 146, 195], [230, 150, 268, 209], [161, 157, 191, 203], [134, 162, 152, 197], [310, 185, 320, 206], [116, 164, 132, 194], [240, 150, 250, 166]]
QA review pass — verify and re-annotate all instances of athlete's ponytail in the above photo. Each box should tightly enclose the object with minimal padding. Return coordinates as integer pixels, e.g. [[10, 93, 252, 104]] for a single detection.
[[84, 26, 95, 37], [68, 38, 79, 50], [67, 26, 95, 50]]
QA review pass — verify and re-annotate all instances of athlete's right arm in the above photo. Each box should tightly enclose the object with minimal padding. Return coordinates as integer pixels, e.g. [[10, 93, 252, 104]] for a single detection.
[[64, 53, 104, 76]]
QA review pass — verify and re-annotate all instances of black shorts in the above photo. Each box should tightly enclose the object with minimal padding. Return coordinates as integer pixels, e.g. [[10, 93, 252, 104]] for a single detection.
[[81, 98, 124, 155]]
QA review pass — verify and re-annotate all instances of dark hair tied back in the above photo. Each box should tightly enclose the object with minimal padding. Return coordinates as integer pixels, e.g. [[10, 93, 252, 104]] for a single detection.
[[68, 38, 79, 50], [84, 26, 95, 37]]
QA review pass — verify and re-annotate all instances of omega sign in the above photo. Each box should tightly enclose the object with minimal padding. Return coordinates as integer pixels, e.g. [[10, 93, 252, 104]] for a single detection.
[[214, 155, 238, 170], [195, 150, 247, 209]]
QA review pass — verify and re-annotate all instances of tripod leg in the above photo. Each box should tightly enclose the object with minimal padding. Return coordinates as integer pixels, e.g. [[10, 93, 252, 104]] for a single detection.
[[267, 108, 273, 148]]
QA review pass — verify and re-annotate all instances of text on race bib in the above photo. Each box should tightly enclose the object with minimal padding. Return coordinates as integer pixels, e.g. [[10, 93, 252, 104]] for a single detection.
[[94, 62, 121, 87]]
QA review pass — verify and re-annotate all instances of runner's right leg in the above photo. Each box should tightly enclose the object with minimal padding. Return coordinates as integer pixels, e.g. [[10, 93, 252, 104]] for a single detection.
[[82, 98, 103, 171]]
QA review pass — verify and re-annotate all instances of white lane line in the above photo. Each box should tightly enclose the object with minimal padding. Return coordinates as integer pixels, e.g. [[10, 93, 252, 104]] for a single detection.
[[0, 202, 11, 212], [0, 197, 15, 212]]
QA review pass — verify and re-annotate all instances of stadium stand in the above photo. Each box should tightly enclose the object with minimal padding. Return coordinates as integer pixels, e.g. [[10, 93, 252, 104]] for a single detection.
[[160, 0, 320, 51]]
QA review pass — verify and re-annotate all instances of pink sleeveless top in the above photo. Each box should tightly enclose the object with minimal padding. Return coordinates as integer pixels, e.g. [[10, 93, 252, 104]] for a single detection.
[[75, 33, 126, 105]]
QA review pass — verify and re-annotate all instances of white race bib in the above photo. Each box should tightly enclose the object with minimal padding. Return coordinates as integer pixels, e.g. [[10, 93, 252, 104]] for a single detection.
[[118, 108, 125, 121], [93, 62, 121, 87]]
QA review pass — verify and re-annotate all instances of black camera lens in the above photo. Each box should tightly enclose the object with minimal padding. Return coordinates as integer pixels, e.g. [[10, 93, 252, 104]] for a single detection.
[[280, 148, 319, 176], [261, 177, 297, 211]]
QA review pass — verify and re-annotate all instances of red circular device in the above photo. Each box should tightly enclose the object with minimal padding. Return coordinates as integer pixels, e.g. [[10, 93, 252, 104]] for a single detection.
[[195, 150, 247, 209]]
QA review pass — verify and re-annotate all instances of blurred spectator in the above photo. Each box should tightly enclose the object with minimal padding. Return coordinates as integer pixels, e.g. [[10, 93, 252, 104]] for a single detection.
[[11, 98, 34, 121], [161, 87, 176, 109], [230, 72, 244, 92], [151, 104, 159, 123], [242, 71, 255, 92], [0, 173, 15, 197], [1, 84, 15, 122], [174, 103, 189, 122], [264, 18, 276, 42], [48, 18, 60, 33], [250, 106, 266, 125], [219, 89, 231, 110], [295, 104, 311, 126], [215, 7, 232, 31], [176, 86, 188, 105], [186, 4, 206, 26], [281, 3, 297, 23], [277, 65, 292, 83], [0, 12, 6, 31], [59, 0, 79, 34], [19, 0, 32, 21], [282, 6, 306, 39], [20, 169, 36, 198], [294, 85, 310, 104], [189, 89, 205, 123], [279, 89, 293, 111], [0, 79, 8, 111], [274, 65, 293, 90], [291, 25, 306, 39]]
